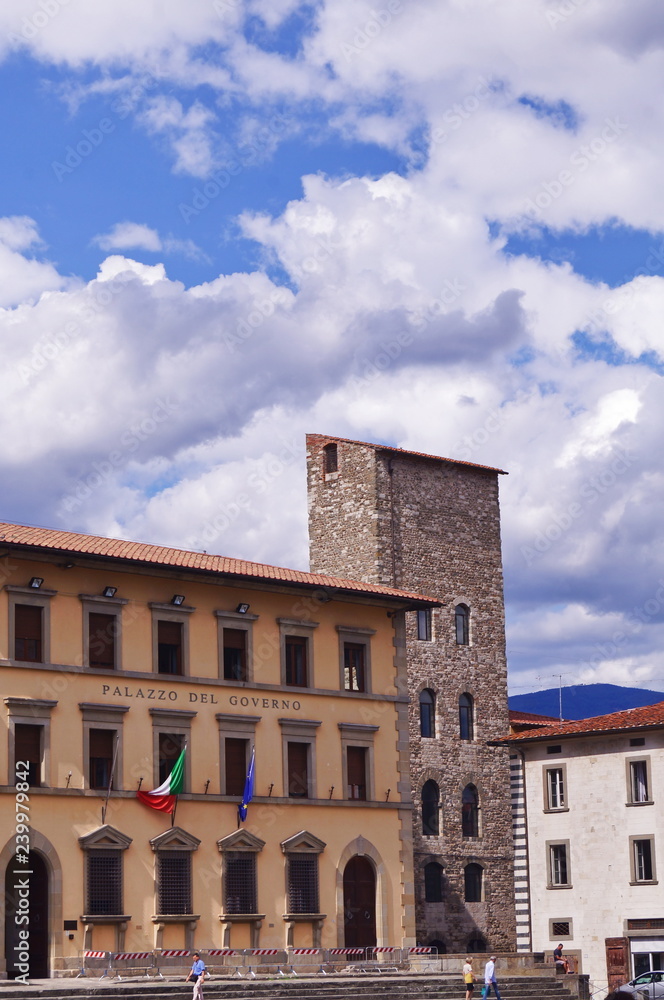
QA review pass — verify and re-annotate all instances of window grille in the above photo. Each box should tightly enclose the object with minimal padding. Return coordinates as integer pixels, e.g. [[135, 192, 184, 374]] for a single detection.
[[15, 604, 42, 662], [285, 636, 308, 687], [89, 612, 116, 668], [224, 852, 257, 913], [223, 629, 247, 681], [158, 851, 192, 914], [424, 862, 444, 902], [287, 853, 319, 913], [552, 921, 571, 937], [87, 851, 122, 914]]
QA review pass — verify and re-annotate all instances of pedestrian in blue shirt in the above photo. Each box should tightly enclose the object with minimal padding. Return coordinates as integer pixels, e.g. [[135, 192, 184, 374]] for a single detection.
[[186, 952, 206, 1000]]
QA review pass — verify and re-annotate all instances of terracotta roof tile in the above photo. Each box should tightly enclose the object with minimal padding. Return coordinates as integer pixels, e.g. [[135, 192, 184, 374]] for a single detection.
[[509, 709, 562, 725], [499, 700, 664, 742], [0, 521, 440, 606], [307, 433, 507, 475]]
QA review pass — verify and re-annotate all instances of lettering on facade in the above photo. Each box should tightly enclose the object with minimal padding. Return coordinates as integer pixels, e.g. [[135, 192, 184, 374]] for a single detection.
[[100, 684, 301, 711]]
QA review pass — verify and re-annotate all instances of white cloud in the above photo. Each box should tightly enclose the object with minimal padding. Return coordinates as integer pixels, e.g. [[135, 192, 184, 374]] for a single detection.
[[93, 222, 162, 252]]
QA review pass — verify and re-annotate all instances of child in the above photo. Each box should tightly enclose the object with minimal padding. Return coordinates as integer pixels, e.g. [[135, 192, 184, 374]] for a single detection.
[[463, 957, 476, 1000]]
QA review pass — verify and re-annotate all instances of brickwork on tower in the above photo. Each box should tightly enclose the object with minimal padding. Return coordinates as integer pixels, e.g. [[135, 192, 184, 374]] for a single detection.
[[306, 433, 516, 953]]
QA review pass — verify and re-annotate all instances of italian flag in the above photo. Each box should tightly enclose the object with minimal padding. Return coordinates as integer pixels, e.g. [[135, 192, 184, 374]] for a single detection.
[[137, 747, 185, 814]]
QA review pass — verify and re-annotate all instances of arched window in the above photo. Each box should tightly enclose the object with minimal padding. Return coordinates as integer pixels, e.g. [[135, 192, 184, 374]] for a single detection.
[[422, 780, 440, 837], [462, 783, 480, 838], [467, 933, 486, 951], [455, 604, 470, 645], [459, 693, 474, 740], [465, 864, 483, 903], [424, 861, 444, 902], [323, 443, 338, 474], [420, 689, 435, 738]]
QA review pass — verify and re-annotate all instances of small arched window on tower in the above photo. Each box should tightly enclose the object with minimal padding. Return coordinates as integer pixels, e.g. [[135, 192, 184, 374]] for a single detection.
[[419, 689, 435, 738], [455, 603, 470, 645], [459, 693, 474, 741], [422, 780, 440, 837], [424, 861, 444, 902], [323, 442, 338, 474], [462, 783, 480, 838]]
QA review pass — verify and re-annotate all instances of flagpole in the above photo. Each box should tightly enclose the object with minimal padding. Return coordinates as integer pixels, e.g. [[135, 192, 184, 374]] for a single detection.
[[102, 732, 120, 825]]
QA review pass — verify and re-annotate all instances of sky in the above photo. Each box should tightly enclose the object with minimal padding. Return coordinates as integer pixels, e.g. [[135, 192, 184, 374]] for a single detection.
[[1, 0, 663, 697]]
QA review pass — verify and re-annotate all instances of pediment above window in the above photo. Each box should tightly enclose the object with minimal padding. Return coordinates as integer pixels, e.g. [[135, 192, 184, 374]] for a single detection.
[[149, 826, 201, 853], [78, 824, 132, 851], [217, 829, 266, 853], [280, 830, 326, 854]]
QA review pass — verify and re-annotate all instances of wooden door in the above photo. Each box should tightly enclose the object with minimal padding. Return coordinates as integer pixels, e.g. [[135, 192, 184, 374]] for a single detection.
[[343, 856, 376, 949]]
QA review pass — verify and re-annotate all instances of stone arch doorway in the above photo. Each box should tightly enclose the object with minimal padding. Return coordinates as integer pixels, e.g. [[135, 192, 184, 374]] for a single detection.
[[343, 855, 376, 948], [4, 851, 49, 978]]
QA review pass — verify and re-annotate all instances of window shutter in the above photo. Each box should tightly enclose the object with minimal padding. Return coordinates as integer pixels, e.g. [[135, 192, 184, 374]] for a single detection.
[[15, 604, 43, 661], [89, 612, 116, 668], [287, 742, 309, 797], [225, 738, 247, 796], [347, 746, 367, 800]]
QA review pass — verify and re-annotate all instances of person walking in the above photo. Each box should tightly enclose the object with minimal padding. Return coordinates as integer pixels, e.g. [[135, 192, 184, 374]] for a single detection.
[[463, 956, 476, 999], [482, 956, 502, 1000], [185, 952, 206, 1000]]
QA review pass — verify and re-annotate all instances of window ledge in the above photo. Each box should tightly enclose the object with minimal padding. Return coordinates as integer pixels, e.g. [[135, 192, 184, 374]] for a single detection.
[[630, 880, 659, 887], [219, 913, 265, 923], [152, 914, 200, 923], [547, 884, 572, 890], [81, 914, 131, 924], [283, 913, 326, 922], [544, 807, 570, 814], [626, 800, 654, 807]]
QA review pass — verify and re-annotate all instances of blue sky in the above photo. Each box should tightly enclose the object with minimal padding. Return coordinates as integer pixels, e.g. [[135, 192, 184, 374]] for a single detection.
[[0, 0, 663, 695]]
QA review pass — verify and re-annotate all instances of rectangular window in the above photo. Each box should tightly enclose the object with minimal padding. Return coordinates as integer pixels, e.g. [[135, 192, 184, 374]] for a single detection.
[[285, 636, 308, 687], [88, 612, 116, 669], [546, 768, 566, 809], [157, 620, 183, 675], [549, 843, 570, 886], [224, 852, 257, 913], [347, 746, 367, 800], [417, 609, 432, 641], [89, 728, 116, 790], [633, 839, 655, 882], [225, 737, 248, 796], [630, 760, 650, 803], [344, 642, 366, 692], [287, 853, 319, 913], [87, 851, 122, 914], [223, 628, 247, 681], [14, 604, 43, 662], [287, 741, 309, 798], [14, 723, 43, 787], [157, 851, 192, 914], [158, 732, 185, 787]]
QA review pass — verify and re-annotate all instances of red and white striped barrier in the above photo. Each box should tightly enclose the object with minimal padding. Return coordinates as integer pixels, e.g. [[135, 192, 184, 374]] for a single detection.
[[328, 948, 365, 955], [84, 951, 107, 959], [291, 949, 320, 955], [373, 947, 397, 953], [207, 949, 236, 957], [114, 952, 151, 961], [77, 950, 112, 979], [245, 949, 279, 956], [161, 950, 190, 957], [408, 947, 435, 953]]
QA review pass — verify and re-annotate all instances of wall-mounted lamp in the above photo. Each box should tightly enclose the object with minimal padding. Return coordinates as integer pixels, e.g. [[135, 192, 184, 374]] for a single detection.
[[29, 577, 43, 589], [103, 586, 117, 598], [171, 594, 185, 606], [236, 602, 250, 614]]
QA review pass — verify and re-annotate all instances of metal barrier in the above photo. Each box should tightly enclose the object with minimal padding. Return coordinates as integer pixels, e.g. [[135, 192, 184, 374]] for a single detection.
[[284, 948, 324, 975], [111, 951, 155, 979], [77, 950, 113, 979], [241, 948, 285, 978], [322, 948, 366, 973], [153, 949, 191, 977]]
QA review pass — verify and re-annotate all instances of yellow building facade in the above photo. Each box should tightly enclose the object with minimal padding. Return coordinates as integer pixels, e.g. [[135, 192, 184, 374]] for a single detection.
[[0, 523, 438, 978]]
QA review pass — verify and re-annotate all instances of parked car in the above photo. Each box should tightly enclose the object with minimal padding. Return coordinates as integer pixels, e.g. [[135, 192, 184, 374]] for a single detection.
[[619, 971, 664, 998]]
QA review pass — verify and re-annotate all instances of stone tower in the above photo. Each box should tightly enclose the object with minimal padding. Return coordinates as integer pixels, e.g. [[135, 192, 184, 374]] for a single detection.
[[306, 433, 515, 953]]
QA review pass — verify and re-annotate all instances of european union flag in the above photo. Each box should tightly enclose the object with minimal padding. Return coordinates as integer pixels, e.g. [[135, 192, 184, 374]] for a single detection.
[[237, 746, 255, 825]]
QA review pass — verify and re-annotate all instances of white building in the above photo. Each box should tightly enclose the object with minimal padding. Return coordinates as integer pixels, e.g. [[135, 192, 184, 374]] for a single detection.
[[498, 701, 664, 993]]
